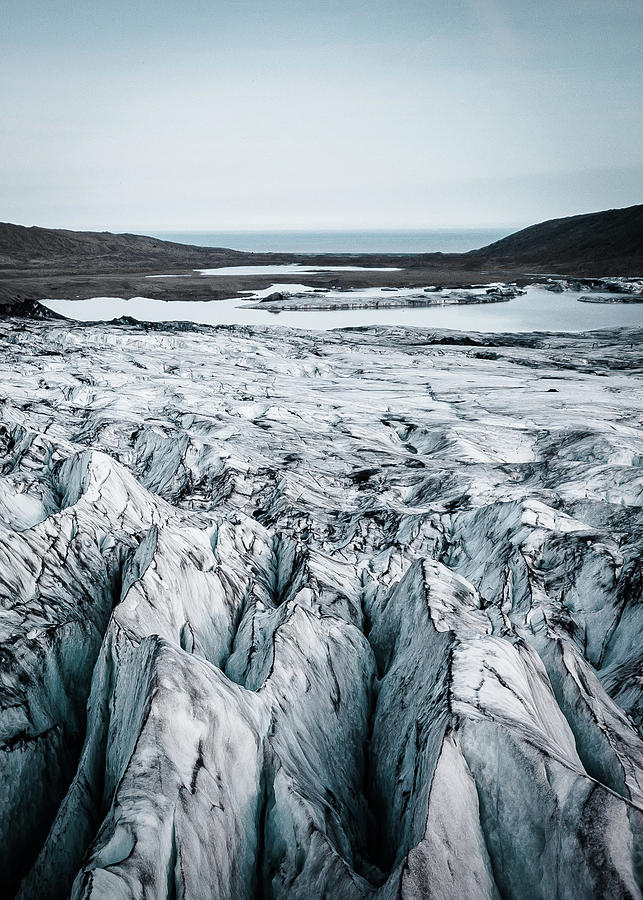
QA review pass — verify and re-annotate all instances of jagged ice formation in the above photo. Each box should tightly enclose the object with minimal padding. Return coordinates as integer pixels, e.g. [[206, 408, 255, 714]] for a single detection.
[[0, 316, 642, 898]]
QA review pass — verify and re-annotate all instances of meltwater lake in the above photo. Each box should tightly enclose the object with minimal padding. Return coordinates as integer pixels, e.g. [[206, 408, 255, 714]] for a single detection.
[[43, 285, 643, 333]]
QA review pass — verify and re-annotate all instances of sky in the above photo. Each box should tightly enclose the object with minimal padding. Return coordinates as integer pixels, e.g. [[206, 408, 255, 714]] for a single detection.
[[1, 0, 642, 231]]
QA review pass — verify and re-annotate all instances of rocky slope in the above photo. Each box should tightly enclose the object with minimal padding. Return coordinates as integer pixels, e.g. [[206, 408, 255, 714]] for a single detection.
[[0, 223, 252, 267], [0, 317, 642, 898], [468, 204, 643, 274]]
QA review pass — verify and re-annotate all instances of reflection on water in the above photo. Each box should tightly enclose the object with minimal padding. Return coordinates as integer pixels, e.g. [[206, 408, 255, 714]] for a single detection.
[[42, 287, 642, 334]]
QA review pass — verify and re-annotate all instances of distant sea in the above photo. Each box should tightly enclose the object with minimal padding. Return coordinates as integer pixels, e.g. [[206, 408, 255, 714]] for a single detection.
[[145, 229, 516, 254]]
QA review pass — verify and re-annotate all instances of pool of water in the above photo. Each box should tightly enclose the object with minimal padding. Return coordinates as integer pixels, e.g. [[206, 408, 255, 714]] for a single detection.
[[145, 264, 402, 278], [42, 287, 642, 333], [195, 264, 402, 276]]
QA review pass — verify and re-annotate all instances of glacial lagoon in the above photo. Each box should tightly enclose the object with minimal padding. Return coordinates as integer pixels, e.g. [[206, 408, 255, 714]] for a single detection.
[[43, 284, 643, 332]]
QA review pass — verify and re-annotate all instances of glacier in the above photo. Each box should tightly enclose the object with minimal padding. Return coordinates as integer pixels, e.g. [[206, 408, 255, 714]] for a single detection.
[[0, 315, 642, 899]]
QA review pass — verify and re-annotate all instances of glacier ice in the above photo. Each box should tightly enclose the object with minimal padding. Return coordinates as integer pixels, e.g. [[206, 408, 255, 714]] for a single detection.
[[0, 316, 641, 898]]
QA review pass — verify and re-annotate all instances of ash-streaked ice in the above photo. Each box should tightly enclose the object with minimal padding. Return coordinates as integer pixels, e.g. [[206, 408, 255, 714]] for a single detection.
[[1, 316, 641, 898]]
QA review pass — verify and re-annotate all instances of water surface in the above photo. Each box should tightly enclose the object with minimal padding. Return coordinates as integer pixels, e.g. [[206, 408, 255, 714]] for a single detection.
[[145, 228, 515, 254], [191, 264, 401, 276], [43, 287, 643, 333]]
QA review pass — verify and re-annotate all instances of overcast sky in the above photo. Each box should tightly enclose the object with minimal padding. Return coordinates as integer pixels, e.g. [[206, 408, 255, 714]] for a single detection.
[[2, 0, 642, 230]]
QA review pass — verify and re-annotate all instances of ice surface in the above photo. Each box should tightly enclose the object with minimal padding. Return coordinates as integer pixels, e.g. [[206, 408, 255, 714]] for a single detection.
[[0, 317, 641, 898]]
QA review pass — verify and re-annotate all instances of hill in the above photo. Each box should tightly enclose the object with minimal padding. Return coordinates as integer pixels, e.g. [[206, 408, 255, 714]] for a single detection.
[[467, 204, 643, 274], [0, 223, 249, 268]]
